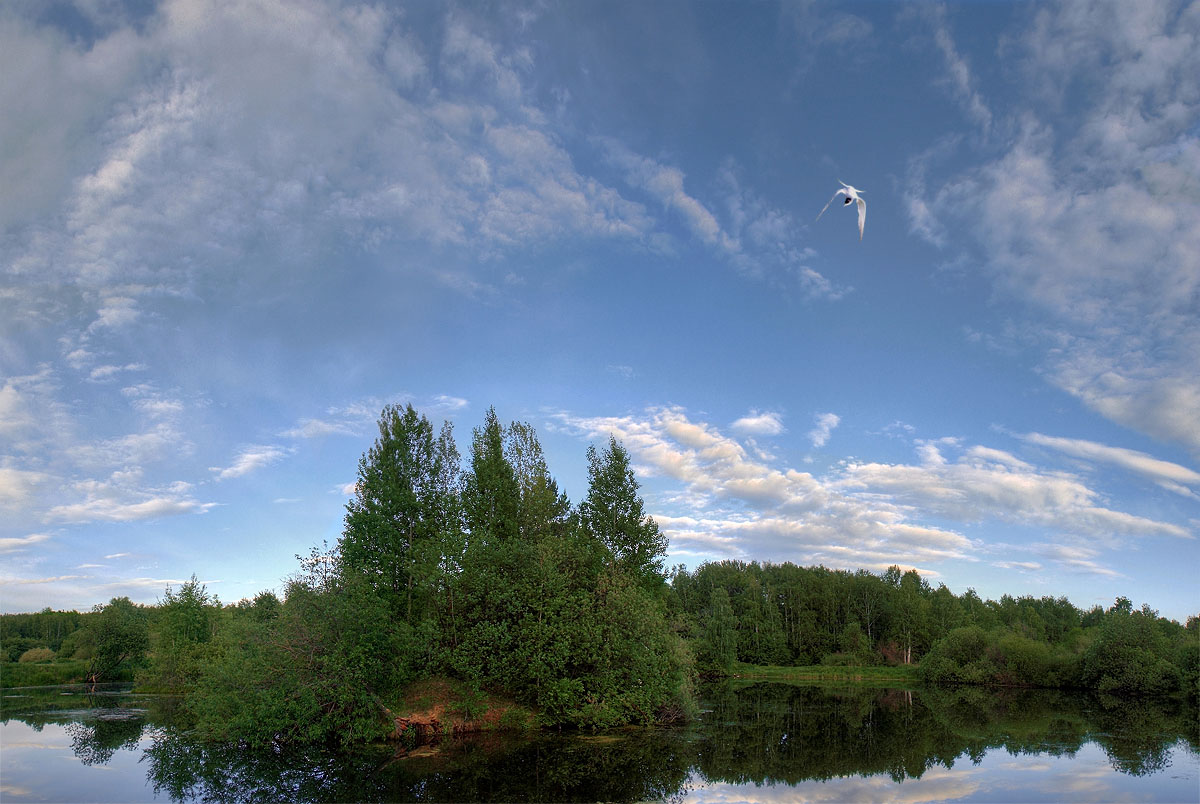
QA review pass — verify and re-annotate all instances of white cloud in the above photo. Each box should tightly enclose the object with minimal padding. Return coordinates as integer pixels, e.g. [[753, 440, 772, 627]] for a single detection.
[[281, 418, 358, 439], [838, 440, 1191, 541], [211, 445, 289, 480], [1020, 432, 1200, 496], [732, 410, 785, 437], [911, 2, 1200, 455], [0, 532, 52, 554], [554, 406, 1191, 575], [808, 412, 840, 448], [921, 4, 993, 133], [0, 466, 47, 510], [88, 362, 145, 382], [602, 139, 734, 251], [2, 0, 663, 342], [1031, 542, 1122, 579], [430, 395, 469, 413], [48, 494, 213, 524]]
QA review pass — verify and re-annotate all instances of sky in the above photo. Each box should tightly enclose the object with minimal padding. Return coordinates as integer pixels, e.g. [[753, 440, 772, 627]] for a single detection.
[[1, 0, 1198, 621]]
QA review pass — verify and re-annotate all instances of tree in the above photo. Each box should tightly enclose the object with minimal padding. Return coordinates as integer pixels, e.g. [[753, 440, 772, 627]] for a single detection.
[[341, 403, 459, 624], [698, 586, 737, 674], [86, 597, 148, 682], [148, 576, 217, 690], [578, 436, 667, 587], [461, 407, 521, 546]]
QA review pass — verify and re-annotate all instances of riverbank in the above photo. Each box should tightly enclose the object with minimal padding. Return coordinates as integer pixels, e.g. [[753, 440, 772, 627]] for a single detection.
[[0, 660, 90, 688], [385, 677, 538, 746], [728, 662, 921, 686]]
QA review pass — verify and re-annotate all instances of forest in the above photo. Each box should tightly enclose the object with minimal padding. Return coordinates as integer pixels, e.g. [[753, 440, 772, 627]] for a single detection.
[[2, 404, 1197, 747]]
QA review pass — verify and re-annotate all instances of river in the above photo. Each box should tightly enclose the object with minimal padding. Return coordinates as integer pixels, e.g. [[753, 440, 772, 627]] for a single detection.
[[2, 681, 1196, 802]]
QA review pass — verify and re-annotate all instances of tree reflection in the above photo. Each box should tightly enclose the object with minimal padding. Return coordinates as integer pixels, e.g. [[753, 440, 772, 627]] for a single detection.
[[65, 715, 145, 766], [142, 727, 695, 803], [7, 682, 1191, 802]]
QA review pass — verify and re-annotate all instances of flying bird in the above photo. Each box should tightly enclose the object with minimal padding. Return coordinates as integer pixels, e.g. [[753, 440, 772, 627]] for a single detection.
[[816, 181, 866, 240]]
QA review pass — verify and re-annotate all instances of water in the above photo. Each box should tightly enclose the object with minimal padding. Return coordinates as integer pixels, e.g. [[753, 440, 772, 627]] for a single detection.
[[2, 682, 1196, 802]]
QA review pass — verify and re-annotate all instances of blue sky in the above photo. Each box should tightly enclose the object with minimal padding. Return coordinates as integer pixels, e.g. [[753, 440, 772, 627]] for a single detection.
[[2, 0, 1198, 621]]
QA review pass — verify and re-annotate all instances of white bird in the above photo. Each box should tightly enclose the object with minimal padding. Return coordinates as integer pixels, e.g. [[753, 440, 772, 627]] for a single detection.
[[815, 181, 866, 240]]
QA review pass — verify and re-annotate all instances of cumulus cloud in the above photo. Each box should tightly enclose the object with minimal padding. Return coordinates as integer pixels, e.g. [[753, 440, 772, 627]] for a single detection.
[[553, 406, 1191, 575], [808, 413, 840, 448], [838, 439, 1191, 541], [732, 410, 785, 437]]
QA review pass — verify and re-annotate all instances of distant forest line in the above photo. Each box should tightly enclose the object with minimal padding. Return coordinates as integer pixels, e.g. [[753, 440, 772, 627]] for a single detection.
[[2, 404, 1197, 745]]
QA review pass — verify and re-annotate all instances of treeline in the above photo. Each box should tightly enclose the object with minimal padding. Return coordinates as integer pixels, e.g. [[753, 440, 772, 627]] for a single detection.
[[2, 608, 88, 662], [670, 559, 1198, 696]]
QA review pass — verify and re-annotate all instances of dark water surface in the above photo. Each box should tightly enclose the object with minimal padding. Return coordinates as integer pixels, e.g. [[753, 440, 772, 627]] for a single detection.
[[2, 681, 1196, 802]]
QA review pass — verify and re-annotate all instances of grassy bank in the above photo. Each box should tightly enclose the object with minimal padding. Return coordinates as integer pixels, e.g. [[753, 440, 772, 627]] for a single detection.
[[729, 662, 920, 687], [0, 660, 89, 688]]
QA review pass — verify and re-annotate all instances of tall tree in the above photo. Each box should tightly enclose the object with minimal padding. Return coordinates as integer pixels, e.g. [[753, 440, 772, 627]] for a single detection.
[[341, 403, 457, 623], [461, 407, 520, 546], [579, 436, 667, 587], [506, 420, 571, 543], [699, 586, 737, 674]]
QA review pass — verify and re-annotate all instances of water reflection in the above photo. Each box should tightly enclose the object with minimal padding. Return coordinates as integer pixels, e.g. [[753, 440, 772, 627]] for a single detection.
[[1, 682, 1195, 802]]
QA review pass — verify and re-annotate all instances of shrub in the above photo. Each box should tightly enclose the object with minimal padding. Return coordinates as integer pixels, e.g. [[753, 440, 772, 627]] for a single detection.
[[18, 647, 55, 663]]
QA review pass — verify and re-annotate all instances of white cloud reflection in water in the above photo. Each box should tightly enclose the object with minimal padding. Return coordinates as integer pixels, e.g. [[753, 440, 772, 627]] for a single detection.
[[681, 742, 1198, 804]]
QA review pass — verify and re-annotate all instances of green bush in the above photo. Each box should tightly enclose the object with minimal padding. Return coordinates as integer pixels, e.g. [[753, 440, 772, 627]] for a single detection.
[[17, 647, 55, 663], [1082, 610, 1183, 696]]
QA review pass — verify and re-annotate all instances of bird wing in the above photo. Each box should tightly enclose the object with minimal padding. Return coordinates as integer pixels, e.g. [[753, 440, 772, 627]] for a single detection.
[[816, 190, 844, 222], [856, 197, 866, 240]]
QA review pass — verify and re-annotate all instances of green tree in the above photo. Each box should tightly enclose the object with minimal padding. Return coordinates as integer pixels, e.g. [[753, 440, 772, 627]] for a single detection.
[[86, 597, 148, 682], [188, 574, 412, 747], [578, 436, 667, 588], [341, 403, 459, 625], [451, 408, 527, 685], [698, 586, 737, 674], [462, 407, 521, 545], [1082, 603, 1181, 696], [146, 575, 217, 690]]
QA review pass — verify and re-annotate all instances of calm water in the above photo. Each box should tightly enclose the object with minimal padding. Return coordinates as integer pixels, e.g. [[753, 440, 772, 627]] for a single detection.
[[1, 681, 1196, 802]]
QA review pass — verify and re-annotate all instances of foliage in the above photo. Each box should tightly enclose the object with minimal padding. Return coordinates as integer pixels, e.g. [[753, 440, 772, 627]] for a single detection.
[[579, 436, 667, 588], [0, 658, 90, 687], [1081, 604, 1182, 696], [141, 577, 217, 691], [186, 575, 415, 747], [341, 403, 460, 627], [673, 560, 1193, 697], [0, 608, 86, 660], [18, 647, 55, 663], [695, 586, 737, 675], [87, 597, 149, 683]]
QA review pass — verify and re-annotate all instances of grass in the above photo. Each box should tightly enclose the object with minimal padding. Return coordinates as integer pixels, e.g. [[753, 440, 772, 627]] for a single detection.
[[730, 662, 921, 687], [0, 660, 88, 688]]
